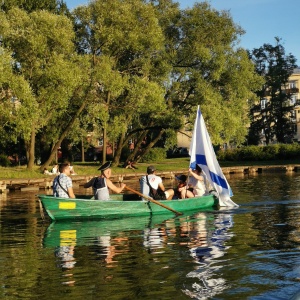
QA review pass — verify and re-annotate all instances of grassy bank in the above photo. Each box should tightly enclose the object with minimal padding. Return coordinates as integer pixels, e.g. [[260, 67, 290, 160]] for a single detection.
[[1, 157, 300, 179]]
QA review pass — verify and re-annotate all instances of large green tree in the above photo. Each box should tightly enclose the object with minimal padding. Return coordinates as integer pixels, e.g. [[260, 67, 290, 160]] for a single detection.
[[0, 0, 69, 14], [151, 1, 263, 146], [0, 8, 86, 169], [248, 37, 297, 144], [73, 0, 177, 165], [0, 47, 34, 151]]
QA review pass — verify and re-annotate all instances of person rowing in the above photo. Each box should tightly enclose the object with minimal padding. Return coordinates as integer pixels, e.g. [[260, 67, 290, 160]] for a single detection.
[[84, 161, 126, 200]]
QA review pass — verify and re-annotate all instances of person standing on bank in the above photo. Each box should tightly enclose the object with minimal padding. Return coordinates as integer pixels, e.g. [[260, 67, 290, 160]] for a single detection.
[[53, 163, 76, 198], [84, 161, 126, 200], [140, 165, 174, 200]]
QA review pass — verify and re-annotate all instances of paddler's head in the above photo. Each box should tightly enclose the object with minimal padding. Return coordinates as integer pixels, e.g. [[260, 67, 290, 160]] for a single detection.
[[98, 161, 112, 178], [147, 165, 156, 174], [193, 165, 202, 173]]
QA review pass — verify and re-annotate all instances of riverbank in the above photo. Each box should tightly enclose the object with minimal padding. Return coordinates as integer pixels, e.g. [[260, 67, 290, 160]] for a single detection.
[[2, 157, 300, 179], [1, 160, 300, 192]]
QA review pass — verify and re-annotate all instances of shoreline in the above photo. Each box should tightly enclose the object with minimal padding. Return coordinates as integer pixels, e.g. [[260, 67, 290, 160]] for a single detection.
[[1, 164, 300, 193]]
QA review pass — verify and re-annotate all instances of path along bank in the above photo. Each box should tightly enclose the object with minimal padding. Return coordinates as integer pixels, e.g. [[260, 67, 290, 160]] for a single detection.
[[1, 164, 300, 193]]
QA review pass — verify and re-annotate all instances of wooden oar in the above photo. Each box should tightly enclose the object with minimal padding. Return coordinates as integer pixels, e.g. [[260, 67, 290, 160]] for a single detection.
[[125, 186, 183, 216]]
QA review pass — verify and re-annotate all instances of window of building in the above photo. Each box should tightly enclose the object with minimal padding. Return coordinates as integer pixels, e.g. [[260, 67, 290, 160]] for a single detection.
[[290, 95, 297, 105], [261, 98, 267, 109], [289, 81, 297, 89]]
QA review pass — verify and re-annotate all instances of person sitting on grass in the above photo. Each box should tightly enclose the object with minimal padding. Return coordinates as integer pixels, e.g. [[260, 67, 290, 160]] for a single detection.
[[124, 160, 138, 169]]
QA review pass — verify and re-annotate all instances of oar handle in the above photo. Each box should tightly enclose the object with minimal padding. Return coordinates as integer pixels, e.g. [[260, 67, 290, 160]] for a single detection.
[[125, 186, 183, 216]]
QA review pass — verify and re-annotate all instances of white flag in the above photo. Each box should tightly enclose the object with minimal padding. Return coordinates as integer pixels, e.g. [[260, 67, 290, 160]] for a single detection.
[[189, 106, 238, 207]]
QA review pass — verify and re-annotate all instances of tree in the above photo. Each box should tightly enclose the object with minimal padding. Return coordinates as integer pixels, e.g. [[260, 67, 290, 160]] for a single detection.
[[0, 0, 69, 14], [0, 47, 34, 154], [0, 8, 87, 169], [151, 1, 263, 147], [73, 0, 174, 165], [249, 37, 298, 144]]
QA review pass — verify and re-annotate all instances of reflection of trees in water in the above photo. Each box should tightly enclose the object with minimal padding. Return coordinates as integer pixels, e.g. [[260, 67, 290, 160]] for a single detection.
[[230, 173, 300, 250], [181, 212, 234, 299], [229, 173, 300, 203]]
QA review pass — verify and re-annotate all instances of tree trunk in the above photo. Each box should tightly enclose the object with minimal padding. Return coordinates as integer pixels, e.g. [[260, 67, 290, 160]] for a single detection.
[[102, 91, 111, 164], [40, 98, 88, 170], [112, 131, 126, 166], [81, 137, 85, 162], [125, 130, 148, 163], [102, 126, 107, 164], [136, 129, 165, 162], [26, 129, 36, 170]]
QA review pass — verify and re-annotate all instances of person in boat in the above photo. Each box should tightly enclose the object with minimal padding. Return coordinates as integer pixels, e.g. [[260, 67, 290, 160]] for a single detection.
[[83, 161, 126, 200], [175, 174, 194, 199], [188, 165, 206, 197], [140, 165, 174, 200], [63, 160, 77, 175], [53, 163, 76, 199]]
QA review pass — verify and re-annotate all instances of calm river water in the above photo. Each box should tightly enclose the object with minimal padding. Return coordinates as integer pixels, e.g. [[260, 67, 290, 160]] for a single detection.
[[1, 172, 300, 300]]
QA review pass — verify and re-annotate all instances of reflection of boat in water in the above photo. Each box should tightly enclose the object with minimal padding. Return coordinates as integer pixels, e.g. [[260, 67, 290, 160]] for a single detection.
[[43, 214, 177, 248], [182, 211, 235, 299]]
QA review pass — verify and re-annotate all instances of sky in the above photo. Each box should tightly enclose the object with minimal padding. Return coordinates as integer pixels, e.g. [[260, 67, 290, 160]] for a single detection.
[[65, 0, 300, 64]]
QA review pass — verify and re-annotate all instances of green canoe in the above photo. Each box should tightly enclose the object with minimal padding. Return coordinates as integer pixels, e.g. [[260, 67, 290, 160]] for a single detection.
[[38, 193, 218, 221]]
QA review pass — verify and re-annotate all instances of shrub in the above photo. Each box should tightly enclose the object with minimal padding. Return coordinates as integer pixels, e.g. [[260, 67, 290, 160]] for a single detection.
[[217, 144, 300, 162], [0, 154, 11, 167], [262, 144, 280, 160], [217, 148, 240, 161], [239, 146, 263, 161], [140, 148, 167, 162]]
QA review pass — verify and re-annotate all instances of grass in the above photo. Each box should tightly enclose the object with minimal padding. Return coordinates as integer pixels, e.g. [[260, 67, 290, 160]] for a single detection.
[[1, 157, 300, 179]]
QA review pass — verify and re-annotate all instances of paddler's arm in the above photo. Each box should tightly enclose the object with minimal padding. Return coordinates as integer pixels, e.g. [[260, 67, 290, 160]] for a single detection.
[[158, 182, 165, 191], [188, 168, 204, 181], [106, 178, 126, 194], [83, 177, 96, 188], [68, 186, 76, 198]]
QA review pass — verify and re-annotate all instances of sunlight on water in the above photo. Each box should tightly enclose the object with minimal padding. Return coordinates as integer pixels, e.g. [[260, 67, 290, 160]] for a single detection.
[[1, 173, 300, 299]]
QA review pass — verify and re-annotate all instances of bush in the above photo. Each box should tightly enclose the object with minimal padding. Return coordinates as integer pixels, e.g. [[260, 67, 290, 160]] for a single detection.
[[217, 144, 300, 162], [262, 144, 280, 160], [239, 146, 263, 161], [140, 148, 166, 162], [217, 148, 240, 161], [278, 143, 300, 159], [0, 154, 11, 167]]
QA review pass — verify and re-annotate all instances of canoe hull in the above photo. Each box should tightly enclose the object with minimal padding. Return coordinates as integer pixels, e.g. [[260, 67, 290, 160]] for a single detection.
[[38, 194, 217, 221]]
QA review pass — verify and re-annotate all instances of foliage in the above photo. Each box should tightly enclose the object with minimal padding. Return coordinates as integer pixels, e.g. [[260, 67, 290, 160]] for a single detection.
[[0, 0, 69, 14], [139, 147, 167, 162], [0, 155, 11, 167], [217, 144, 300, 161], [0, 8, 87, 168], [248, 37, 298, 145], [0, 0, 277, 168], [154, 1, 263, 146]]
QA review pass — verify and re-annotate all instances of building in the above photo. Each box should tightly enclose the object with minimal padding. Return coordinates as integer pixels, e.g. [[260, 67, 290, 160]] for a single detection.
[[289, 68, 300, 141]]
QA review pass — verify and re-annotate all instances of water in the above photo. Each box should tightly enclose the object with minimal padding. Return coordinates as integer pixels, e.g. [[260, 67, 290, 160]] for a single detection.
[[1, 173, 300, 299]]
